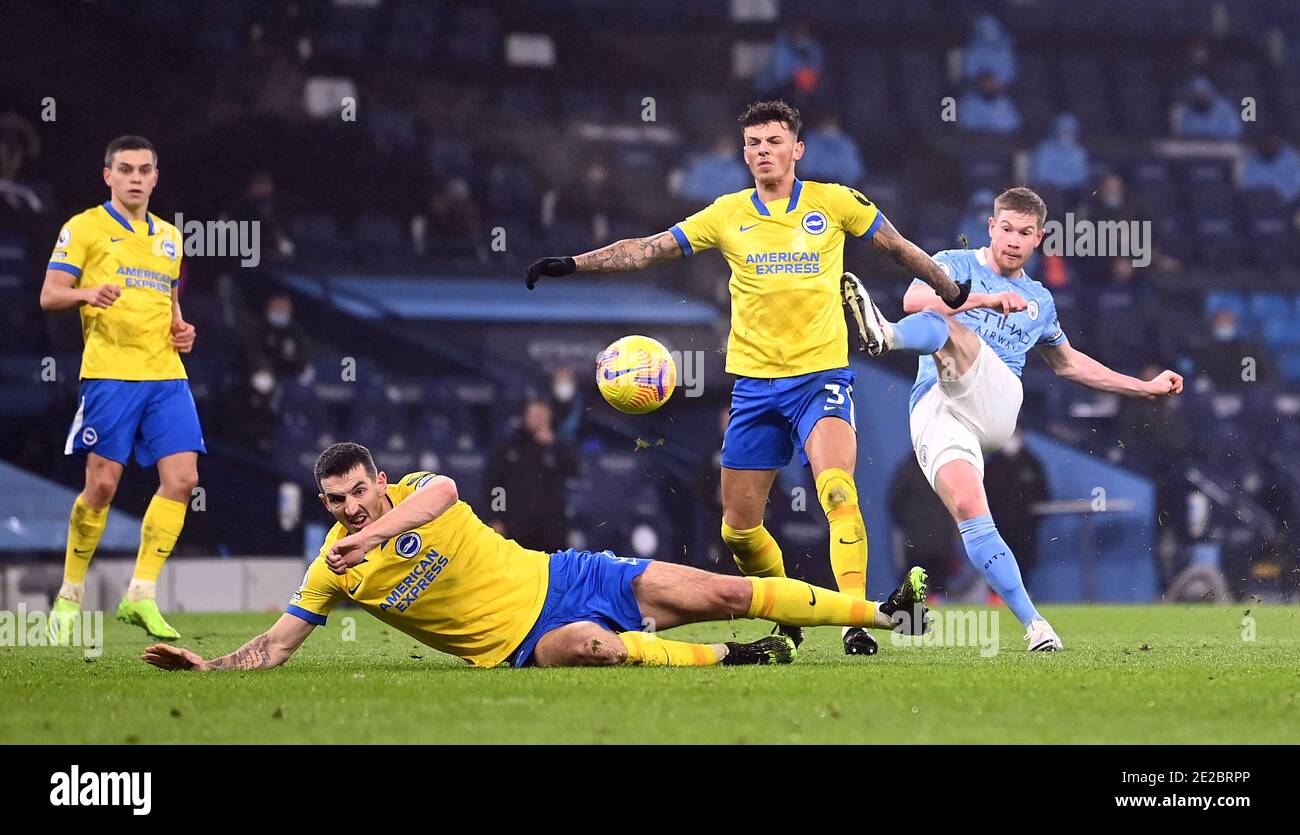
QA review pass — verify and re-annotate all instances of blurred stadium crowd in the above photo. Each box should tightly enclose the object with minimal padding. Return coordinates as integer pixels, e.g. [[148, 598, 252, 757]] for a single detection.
[[1, 0, 1298, 599]]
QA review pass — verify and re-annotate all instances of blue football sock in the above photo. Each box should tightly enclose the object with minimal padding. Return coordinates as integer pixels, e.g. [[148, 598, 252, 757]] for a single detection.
[[889, 310, 948, 355], [957, 514, 1041, 627]]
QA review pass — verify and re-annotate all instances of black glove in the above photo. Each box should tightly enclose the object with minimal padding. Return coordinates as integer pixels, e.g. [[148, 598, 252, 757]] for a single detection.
[[525, 256, 576, 290], [944, 280, 972, 310]]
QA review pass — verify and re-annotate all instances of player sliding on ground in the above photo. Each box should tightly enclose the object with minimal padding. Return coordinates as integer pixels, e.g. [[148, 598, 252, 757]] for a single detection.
[[40, 135, 202, 643], [141, 442, 928, 671], [841, 187, 1184, 650], [525, 100, 984, 656]]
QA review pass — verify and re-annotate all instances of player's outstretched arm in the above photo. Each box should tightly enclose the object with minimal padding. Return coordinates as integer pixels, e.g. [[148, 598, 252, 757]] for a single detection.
[[39, 269, 119, 311], [1038, 340, 1183, 399], [324, 476, 459, 574], [141, 614, 316, 672], [869, 217, 965, 306], [525, 230, 682, 289], [903, 283, 1027, 316]]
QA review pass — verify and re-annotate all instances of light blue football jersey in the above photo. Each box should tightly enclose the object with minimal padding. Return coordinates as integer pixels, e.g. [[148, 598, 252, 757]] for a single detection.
[[909, 247, 1067, 412]]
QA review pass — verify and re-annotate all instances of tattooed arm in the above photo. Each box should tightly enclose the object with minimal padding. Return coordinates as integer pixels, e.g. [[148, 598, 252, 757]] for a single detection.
[[573, 230, 683, 272], [869, 216, 964, 305], [525, 231, 682, 288], [141, 614, 316, 672]]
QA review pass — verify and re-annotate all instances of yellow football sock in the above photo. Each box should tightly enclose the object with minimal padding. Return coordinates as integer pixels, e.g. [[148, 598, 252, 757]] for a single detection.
[[63, 495, 109, 587], [816, 467, 867, 599], [746, 576, 890, 629], [619, 631, 722, 666], [721, 521, 787, 578], [132, 494, 187, 584]]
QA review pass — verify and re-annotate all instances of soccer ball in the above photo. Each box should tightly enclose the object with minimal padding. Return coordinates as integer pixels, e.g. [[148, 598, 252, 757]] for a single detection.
[[595, 335, 677, 414]]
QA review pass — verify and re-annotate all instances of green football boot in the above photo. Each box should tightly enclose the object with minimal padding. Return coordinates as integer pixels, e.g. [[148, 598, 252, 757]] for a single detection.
[[116, 597, 181, 640], [47, 597, 81, 645]]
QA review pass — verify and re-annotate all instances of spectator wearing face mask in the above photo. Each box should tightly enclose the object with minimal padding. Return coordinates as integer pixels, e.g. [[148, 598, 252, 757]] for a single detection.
[[958, 71, 1022, 135], [549, 366, 585, 443], [678, 133, 751, 203], [218, 365, 281, 453], [1239, 130, 1300, 205], [1173, 76, 1242, 141], [1194, 309, 1274, 389], [797, 112, 865, 187], [483, 397, 579, 550], [242, 291, 313, 383], [1082, 173, 1182, 277], [961, 14, 1016, 86], [1031, 114, 1089, 195], [756, 20, 826, 100]]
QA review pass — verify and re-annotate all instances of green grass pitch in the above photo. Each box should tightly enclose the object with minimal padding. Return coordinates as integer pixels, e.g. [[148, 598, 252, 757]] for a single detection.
[[3, 604, 1297, 744]]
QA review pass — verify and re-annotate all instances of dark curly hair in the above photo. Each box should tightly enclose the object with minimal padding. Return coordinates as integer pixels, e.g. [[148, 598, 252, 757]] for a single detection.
[[737, 100, 802, 138]]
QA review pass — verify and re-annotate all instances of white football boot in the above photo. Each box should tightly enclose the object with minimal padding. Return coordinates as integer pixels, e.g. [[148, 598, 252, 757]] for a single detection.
[[1025, 618, 1063, 652], [841, 271, 893, 357]]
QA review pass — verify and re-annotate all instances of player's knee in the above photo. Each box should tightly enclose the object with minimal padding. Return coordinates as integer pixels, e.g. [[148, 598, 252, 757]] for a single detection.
[[556, 629, 626, 663], [160, 468, 199, 498], [83, 471, 119, 507], [570, 633, 625, 666], [713, 576, 753, 616], [721, 511, 763, 539], [949, 490, 987, 522]]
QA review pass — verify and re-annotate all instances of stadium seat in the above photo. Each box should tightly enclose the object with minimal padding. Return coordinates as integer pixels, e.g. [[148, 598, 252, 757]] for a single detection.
[[1241, 190, 1290, 267], [1059, 56, 1111, 129], [1128, 158, 1179, 216], [1277, 350, 1300, 384], [319, 5, 381, 62], [839, 48, 898, 150], [385, 0, 443, 64], [1012, 54, 1055, 137], [1115, 58, 1163, 138], [446, 7, 499, 65], [897, 50, 947, 138]]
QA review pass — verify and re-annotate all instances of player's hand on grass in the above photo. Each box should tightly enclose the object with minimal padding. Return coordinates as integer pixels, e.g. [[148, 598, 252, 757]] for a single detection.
[[141, 643, 210, 671], [525, 256, 576, 290], [984, 291, 1028, 315], [82, 284, 121, 308], [171, 319, 196, 353], [1143, 370, 1183, 399], [325, 531, 375, 575]]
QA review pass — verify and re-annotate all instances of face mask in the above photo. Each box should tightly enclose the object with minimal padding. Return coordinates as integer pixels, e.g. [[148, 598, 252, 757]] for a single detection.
[[251, 370, 275, 394], [553, 379, 576, 403], [1213, 325, 1235, 341], [1101, 193, 1122, 209], [268, 311, 291, 328]]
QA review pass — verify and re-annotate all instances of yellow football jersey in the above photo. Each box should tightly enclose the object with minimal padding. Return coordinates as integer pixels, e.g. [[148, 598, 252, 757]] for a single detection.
[[48, 202, 186, 381], [288, 472, 550, 668], [670, 179, 881, 378]]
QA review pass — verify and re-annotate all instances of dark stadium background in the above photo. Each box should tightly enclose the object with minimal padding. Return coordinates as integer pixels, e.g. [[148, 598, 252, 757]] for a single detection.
[[1, 0, 1298, 605]]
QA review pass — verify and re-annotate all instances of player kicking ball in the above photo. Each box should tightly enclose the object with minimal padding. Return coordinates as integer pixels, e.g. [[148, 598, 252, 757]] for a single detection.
[[40, 135, 203, 643], [526, 100, 969, 656], [141, 442, 927, 672], [841, 187, 1183, 650]]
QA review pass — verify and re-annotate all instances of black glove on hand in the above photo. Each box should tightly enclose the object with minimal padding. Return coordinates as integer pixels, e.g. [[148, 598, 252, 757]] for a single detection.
[[944, 280, 972, 310], [525, 256, 576, 290]]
